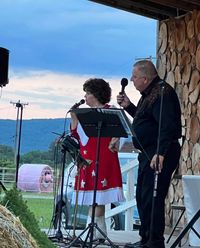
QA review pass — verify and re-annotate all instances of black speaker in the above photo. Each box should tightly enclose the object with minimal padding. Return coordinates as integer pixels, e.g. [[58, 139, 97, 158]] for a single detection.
[[0, 47, 9, 87]]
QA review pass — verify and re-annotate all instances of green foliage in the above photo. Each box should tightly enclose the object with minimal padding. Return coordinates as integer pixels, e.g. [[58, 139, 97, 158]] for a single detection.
[[20, 150, 53, 166], [0, 159, 15, 168], [20, 140, 61, 166], [0, 144, 15, 159], [25, 197, 54, 229], [0, 145, 15, 168], [0, 141, 73, 168], [0, 142, 56, 168], [1, 188, 56, 248], [48, 140, 58, 161]]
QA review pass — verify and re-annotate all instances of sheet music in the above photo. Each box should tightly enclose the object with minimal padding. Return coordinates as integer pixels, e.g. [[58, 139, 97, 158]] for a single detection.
[[99, 108, 134, 136], [74, 107, 134, 138]]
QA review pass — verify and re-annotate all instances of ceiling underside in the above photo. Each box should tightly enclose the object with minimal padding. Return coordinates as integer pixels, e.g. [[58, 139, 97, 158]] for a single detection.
[[89, 0, 200, 20]]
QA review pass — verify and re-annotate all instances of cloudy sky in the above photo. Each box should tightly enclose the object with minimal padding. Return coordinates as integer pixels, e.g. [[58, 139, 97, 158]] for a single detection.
[[0, 0, 157, 119]]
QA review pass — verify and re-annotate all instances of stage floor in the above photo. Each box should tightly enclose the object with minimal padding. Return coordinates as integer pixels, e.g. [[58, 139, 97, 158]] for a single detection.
[[47, 229, 196, 248]]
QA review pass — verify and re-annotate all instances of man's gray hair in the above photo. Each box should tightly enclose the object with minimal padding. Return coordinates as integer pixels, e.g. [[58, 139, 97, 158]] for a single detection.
[[133, 60, 158, 81]]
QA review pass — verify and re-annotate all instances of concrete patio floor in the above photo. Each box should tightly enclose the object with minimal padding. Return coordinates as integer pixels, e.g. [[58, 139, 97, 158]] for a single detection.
[[47, 228, 198, 248]]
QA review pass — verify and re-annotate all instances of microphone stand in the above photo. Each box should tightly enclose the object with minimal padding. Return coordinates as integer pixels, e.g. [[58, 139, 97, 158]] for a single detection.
[[50, 132, 88, 245], [55, 143, 67, 240], [149, 83, 165, 243], [0, 181, 7, 192]]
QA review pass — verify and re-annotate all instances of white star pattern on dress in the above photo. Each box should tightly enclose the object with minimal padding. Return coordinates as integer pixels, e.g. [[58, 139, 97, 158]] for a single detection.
[[81, 179, 86, 188], [83, 150, 87, 155], [92, 170, 96, 177], [101, 178, 107, 187]]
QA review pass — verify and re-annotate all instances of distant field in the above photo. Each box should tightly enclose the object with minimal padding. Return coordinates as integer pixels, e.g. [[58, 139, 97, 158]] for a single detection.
[[24, 194, 55, 229]]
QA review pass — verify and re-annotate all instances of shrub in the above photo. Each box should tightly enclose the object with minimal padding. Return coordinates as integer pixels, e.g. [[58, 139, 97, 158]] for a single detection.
[[1, 187, 56, 248]]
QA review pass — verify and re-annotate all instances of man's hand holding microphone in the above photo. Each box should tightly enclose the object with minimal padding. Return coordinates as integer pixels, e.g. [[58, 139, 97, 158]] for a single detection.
[[117, 78, 131, 108]]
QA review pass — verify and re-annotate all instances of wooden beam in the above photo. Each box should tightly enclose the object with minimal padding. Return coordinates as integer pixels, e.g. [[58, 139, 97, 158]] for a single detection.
[[89, 0, 176, 20], [123, 0, 179, 17], [183, 0, 200, 5], [147, 0, 200, 11]]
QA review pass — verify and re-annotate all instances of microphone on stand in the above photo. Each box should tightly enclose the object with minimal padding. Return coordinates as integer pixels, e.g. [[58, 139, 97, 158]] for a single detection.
[[67, 99, 85, 113]]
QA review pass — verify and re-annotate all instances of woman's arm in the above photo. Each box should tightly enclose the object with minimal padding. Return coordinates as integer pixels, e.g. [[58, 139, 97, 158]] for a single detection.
[[108, 137, 120, 153]]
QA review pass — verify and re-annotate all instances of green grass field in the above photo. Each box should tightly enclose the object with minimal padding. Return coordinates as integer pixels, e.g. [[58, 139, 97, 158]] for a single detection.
[[24, 195, 55, 229]]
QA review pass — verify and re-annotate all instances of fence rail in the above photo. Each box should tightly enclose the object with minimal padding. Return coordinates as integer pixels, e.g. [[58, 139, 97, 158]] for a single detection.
[[106, 159, 138, 231], [0, 167, 16, 187]]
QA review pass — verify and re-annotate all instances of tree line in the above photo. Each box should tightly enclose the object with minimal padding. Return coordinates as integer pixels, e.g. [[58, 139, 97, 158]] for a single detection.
[[0, 139, 74, 170], [0, 142, 56, 168]]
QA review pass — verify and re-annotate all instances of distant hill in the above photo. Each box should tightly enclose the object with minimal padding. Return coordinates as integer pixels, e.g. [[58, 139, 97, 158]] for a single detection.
[[0, 118, 70, 154]]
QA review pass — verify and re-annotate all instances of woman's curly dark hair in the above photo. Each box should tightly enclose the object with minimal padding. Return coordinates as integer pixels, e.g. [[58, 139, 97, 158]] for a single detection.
[[83, 78, 111, 104]]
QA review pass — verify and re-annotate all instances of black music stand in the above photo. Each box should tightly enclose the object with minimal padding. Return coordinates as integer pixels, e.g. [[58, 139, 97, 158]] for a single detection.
[[170, 209, 200, 248], [67, 108, 133, 248]]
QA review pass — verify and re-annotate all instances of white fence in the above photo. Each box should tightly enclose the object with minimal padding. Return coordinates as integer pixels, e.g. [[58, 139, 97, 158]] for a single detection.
[[106, 153, 138, 231], [0, 167, 16, 187]]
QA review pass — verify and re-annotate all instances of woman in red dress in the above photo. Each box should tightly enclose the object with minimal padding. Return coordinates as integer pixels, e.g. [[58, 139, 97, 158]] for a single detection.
[[70, 78, 124, 240]]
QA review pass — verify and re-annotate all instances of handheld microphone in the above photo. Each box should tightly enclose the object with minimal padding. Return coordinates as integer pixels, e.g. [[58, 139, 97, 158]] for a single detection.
[[120, 78, 128, 94], [118, 78, 128, 105], [67, 99, 85, 113]]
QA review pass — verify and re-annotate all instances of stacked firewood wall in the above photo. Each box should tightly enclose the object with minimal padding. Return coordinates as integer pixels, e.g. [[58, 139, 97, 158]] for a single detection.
[[157, 10, 200, 227]]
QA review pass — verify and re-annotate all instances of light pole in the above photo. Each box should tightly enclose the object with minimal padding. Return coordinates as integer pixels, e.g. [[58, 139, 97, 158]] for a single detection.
[[10, 100, 28, 187]]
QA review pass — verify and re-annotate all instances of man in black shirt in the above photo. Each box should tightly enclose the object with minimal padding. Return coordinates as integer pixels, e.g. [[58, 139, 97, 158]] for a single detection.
[[117, 60, 182, 248]]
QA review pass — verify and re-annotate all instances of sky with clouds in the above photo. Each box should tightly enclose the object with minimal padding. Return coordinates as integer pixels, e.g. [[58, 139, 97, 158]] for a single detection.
[[0, 0, 157, 119]]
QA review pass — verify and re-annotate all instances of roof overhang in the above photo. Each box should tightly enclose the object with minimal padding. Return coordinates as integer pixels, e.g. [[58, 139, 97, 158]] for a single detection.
[[89, 0, 200, 20]]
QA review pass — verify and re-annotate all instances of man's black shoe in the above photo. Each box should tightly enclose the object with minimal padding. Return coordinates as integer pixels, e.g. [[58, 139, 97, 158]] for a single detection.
[[124, 240, 147, 248], [143, 240, 165, 248]]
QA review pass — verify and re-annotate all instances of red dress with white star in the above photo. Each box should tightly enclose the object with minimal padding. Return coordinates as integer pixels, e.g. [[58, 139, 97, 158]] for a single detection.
[[70, 108, 125, 205]]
